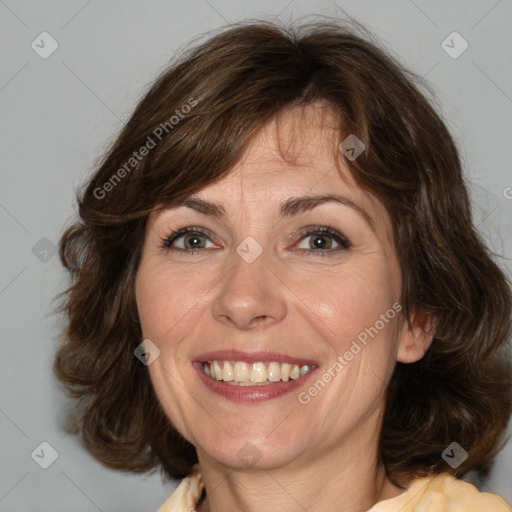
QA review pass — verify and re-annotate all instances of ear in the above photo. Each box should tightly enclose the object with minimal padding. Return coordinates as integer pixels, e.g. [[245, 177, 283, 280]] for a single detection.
[[396, 309, 436, 363]]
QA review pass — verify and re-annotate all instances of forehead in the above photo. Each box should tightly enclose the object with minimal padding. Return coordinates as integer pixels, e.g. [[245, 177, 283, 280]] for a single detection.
[[150, 103, 394, 246], [188, 103, 361, 203], [237, 102, 352, 180], [193, 105, 389, 225]]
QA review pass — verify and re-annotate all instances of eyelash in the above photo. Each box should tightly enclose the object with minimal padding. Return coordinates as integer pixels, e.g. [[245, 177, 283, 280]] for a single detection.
[[160, 225, 351, 256]]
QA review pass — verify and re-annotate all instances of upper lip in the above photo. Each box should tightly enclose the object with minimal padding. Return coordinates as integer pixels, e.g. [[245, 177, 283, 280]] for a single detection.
[[194, 350, 318, 367]]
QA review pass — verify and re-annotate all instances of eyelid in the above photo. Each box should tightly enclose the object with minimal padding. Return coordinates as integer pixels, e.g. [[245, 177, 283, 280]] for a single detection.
[[161, 226, 219, 249], [161, 225, 351, 255], [291, 225, 352, 252]]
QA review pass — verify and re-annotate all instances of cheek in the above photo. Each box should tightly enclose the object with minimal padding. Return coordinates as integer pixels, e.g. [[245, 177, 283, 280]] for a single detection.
[[135, 263, 207, 437], [295, 260, 398, 351], [135, 263, 206, 342]]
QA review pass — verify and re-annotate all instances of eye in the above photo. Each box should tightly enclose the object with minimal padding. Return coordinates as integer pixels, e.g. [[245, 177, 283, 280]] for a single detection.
[[160, 225, 351, 256], [294, 226, 351, 254], [161, 227, 216, 251]]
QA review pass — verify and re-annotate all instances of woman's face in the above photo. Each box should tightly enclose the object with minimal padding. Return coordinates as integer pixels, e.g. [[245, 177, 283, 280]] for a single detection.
[[135, 104, 419, 471]]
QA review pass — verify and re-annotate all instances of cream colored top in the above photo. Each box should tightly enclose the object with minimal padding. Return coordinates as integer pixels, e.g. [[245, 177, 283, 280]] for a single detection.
[[157, 463, 511, 512]]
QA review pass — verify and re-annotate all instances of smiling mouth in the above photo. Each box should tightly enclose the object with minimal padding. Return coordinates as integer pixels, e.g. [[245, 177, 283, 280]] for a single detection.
[[202, 360, 315, 385]]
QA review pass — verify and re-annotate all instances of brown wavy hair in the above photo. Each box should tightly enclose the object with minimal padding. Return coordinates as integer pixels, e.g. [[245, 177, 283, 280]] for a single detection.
[[54, 19, 512, 485]]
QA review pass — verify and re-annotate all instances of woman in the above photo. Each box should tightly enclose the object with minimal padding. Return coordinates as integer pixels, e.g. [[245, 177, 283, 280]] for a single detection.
[[54, 20, 512, 511]]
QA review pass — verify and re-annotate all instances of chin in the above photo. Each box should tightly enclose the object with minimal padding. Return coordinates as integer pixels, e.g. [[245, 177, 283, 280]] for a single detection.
[[195, 426, 312, 471]]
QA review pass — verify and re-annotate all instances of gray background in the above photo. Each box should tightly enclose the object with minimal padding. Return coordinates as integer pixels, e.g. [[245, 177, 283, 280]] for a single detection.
[[1, 0, 511, 510]]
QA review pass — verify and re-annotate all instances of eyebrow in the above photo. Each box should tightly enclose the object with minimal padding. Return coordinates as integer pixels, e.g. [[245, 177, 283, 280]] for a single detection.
[[175, 194, 375, 231]]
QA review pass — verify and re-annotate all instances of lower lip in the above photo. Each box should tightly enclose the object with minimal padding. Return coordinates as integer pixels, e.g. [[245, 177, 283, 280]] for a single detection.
[[193, 363, 317, 403]]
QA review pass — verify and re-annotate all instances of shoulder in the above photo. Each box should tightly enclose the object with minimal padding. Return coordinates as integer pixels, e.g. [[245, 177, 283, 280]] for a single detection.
[[155, 468, 511, 512], [156, 464, 204, 512], [369, 473, 511, 512]]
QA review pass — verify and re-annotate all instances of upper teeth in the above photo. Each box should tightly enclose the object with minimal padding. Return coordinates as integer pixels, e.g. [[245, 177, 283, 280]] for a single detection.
[[203, 361, 312, 385]]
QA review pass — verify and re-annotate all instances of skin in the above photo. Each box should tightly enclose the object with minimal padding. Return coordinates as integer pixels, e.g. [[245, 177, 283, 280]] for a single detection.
[[135, 103, 434, 512]]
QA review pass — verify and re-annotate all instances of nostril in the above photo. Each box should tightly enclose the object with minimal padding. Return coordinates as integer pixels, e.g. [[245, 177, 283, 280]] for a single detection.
[[253, 315, 269, 323]]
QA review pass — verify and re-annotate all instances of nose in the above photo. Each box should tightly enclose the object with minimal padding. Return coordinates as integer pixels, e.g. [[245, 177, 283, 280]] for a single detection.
[[211, 248, 287, 330]]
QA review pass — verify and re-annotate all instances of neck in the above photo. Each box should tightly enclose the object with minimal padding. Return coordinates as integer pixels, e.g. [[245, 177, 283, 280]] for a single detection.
[[195, 419, 404, 512]]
